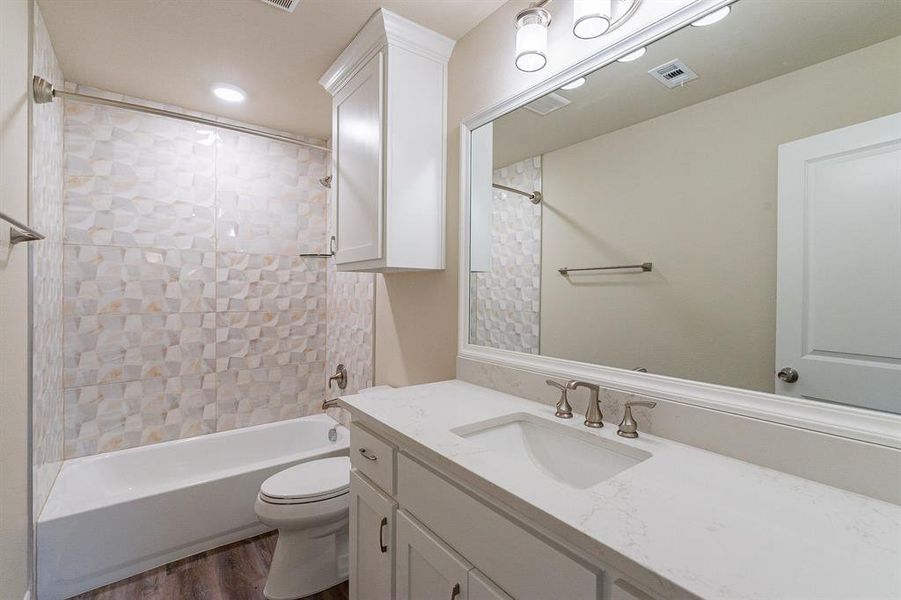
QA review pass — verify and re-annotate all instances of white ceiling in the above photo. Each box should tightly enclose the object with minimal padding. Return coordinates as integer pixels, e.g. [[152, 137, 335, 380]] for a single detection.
[[37, 0, 505, 140], [492, 0, 901, 167]]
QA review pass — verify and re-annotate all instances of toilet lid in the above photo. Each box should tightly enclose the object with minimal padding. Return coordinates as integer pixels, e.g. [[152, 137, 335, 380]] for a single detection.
[[260, 456, 350, 502]]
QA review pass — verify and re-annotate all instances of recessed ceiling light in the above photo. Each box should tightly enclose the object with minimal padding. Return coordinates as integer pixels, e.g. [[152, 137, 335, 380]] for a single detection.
[[691, 6, 730, 27], [211, 83, 246, 103], [617, 47, 647, 63], [560, 77, 586, 91]]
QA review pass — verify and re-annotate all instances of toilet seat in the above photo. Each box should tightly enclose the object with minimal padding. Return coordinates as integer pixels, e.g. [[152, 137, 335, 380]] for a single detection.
[[259, 456, 350, 505]]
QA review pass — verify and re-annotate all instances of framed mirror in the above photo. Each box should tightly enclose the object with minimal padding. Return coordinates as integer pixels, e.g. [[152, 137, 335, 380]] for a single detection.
[[464, 0, 901, 418]]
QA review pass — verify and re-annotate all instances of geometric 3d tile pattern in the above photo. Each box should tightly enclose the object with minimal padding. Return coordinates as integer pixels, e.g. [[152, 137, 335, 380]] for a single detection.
[[61, 86, 361, 458], [470, 157, 542, 354], [32, 4, 66, 516]]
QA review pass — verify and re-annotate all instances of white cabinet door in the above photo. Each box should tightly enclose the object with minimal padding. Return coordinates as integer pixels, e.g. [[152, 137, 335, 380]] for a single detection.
[[469, 569, 512, 600], [776, 112, 901, 412], [350, 470, 395, 600], [396, 510, 471, 600], [334, 51, 383, 266]]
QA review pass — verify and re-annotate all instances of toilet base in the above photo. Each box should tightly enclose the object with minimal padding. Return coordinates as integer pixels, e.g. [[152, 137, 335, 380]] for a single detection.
[[263, 524, 349, 600]]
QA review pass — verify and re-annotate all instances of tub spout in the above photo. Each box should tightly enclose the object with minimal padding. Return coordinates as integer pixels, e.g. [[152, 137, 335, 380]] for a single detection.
[[321, 398, 340, 410]]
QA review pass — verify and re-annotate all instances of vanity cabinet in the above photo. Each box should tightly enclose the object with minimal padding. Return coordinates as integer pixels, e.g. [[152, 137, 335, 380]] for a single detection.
[[349, 471, 395, 600], [346, 422, 624, 600], [319, 9, 454, 272], [396, 510, 471, 600]]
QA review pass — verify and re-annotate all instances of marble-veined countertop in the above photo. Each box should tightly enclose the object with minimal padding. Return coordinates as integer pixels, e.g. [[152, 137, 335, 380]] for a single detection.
[[340, 380, 901, 600]]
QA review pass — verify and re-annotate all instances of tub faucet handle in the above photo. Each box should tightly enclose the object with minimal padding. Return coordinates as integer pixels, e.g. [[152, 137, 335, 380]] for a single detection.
[[617, 400, 657, 438], [546, 380, 573, 419], [329, 364, 348, 390]]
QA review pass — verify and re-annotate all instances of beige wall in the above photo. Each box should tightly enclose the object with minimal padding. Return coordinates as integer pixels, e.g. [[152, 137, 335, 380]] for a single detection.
[[539, 37, 901, 393], [374, 0, 695, 386], [1, 0, 33, 596]]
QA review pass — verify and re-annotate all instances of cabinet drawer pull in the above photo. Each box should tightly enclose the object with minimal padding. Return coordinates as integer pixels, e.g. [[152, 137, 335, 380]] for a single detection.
[[379, 517, 388, 553], [451, 583, 461, 600], [359, 448, 378, 461]]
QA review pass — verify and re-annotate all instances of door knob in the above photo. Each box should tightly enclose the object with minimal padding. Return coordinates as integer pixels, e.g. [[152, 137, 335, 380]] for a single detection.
[[777, 367, 799, 383]]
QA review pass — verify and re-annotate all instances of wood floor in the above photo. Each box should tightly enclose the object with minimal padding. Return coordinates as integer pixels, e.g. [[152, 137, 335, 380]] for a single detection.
[[70, 532, 349, 600]]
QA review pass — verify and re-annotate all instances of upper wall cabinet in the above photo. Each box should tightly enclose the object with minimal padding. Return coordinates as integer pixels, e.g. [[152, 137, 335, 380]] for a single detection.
[[320, 9, 454, 272]]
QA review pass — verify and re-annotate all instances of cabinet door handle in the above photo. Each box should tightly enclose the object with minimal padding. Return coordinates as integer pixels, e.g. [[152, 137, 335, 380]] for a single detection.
[[451, 583, 461, 600], [379, 517, 388, 553], [359, 448, 378, 461]]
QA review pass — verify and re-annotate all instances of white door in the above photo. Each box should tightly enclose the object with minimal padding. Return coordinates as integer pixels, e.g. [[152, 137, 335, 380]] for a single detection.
[[334, 51, 383, 265], [776, 112, 901, 413], [349, 470, 396, 600], [396, 510, 471, 600]]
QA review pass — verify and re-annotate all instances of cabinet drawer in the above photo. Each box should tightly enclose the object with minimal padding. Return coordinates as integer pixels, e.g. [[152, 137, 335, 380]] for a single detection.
[[397, 454, 601, 600], [350, 423, 396, 494]]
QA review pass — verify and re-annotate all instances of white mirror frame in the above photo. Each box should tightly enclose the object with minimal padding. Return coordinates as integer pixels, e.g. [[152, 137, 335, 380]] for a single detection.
[[457, 0, 900, 449]]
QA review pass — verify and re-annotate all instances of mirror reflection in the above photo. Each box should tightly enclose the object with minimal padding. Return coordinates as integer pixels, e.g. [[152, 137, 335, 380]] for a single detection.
[[469, 0, 901, 414]]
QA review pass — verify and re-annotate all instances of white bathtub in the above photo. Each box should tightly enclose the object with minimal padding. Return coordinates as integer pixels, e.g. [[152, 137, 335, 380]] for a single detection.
[[37, 414, 349, 600]]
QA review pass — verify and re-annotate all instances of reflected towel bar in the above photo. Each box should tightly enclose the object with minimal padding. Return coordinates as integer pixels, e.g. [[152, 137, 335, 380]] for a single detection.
[[1, 210, 45, 245], [558, 262, 652, 275]]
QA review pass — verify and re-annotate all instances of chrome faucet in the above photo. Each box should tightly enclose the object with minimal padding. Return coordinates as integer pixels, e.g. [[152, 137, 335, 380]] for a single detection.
[[566, 380, 604, 428], [546, 380, 573, 419], [617, 400, 657, 438]]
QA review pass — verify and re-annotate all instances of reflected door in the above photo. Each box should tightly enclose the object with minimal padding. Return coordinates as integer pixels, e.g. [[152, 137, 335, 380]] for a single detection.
[[776, 112, 901, 413]]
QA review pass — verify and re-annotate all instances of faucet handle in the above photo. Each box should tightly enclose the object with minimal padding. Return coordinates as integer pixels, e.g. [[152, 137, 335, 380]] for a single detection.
[[546, 380, 573, 419], [617, 400, 657, 438]]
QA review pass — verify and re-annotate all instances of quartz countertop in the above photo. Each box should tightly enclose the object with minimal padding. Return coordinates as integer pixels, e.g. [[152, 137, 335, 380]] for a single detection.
[[340, 380, 901, 600]]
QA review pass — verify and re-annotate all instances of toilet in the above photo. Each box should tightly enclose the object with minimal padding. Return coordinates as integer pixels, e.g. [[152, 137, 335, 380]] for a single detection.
[[254, 456, 351, 600]]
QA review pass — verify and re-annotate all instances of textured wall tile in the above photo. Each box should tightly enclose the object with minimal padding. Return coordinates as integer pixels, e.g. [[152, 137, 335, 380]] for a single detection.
[[65, 245, 215, 315], [32, 3, 65, 517], [216, 309, 325, 371], [216, 131, 327, 256], [217, 253, 326, 312], [64, 313, 216, 387], [217, 364, 326, 431], [60, 85, 370, 459], [471, 157, 542, 354], [63, 99, 216, 250], [64, 375, 216, 457]]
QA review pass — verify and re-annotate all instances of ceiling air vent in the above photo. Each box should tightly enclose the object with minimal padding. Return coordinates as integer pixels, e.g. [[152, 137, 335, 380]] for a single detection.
[[259, 0, 299, 13], [523, 92, 571, 116], [648, 59, 698, 89]]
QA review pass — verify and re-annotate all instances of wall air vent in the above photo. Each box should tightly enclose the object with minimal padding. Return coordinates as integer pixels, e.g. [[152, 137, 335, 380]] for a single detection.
[[259, 0, 299, 13], [523, 92, 571, 116], [648, 59, 698, 89]]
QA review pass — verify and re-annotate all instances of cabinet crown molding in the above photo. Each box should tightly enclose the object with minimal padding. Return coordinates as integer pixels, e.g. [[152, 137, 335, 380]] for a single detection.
[[319, 8, 455, 96]]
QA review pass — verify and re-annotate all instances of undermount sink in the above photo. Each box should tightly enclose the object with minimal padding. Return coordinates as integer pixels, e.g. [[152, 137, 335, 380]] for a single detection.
[[452, 413, 651, 489]]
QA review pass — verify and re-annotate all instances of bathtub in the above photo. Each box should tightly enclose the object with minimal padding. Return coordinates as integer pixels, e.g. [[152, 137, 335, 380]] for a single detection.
[[37, 414, 349, 600]]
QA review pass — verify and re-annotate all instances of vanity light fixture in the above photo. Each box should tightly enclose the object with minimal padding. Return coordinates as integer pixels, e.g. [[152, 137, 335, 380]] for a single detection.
[[617, 46, 647, 62], [211, 83, 246, 103], [515, 6, 552, 72], [690, 5, 730, 27], [560, 77, 586, 90], [572, 0, 611, 39]]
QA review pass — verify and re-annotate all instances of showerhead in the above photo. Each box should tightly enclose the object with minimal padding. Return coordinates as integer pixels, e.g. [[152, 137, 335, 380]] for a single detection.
[[319, 175, 332, 189]]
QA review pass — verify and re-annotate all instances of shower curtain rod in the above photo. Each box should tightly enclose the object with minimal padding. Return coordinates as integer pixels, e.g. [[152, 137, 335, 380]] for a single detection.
[[492, 183, 542, 204], [31, 76, 331, 153]]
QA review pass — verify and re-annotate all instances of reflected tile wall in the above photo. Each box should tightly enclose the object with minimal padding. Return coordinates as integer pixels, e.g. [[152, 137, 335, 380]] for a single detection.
[[32, 3, 65, 517], [63, 87, 337, 457], [471, 157, 542, 354]]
